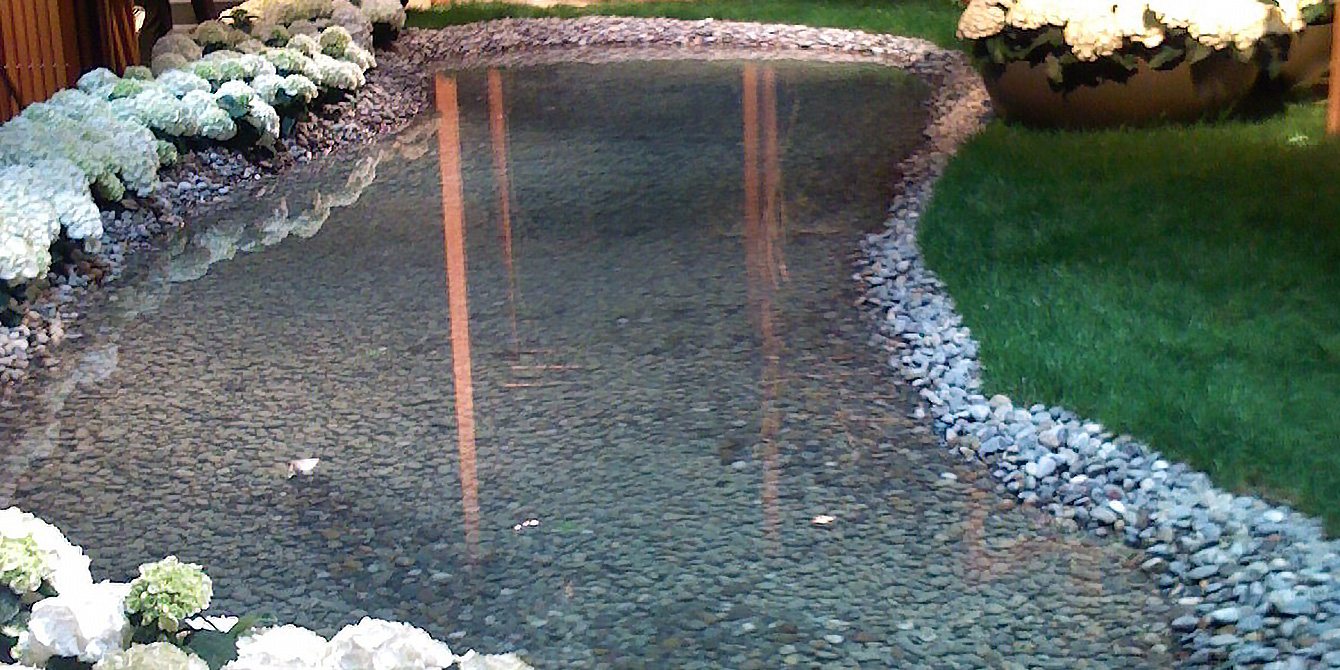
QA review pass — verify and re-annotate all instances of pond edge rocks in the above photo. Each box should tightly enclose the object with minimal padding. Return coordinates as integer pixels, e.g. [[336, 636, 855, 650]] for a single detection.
[[1, 16, 1335, 670]]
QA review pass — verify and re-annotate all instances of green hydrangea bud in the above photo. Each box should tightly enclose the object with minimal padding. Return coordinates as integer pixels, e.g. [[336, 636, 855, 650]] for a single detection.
[[0, 534, 50, 594], [124, 556, 212, 630]]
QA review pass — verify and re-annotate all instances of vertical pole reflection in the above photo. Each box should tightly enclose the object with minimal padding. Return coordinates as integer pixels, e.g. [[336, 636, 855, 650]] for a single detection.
[[435, 74, 480, 563], [487, 69, 520, 358], [742, 65, 785, 544]]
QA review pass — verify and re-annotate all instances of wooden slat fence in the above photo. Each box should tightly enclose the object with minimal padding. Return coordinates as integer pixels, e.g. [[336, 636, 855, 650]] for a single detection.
[[0, 0, 138, 123]]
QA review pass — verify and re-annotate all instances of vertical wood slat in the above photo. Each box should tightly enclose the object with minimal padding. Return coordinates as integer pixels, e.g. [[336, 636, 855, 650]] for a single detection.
[[0, 0, 92, 123], [0, 0, 21, 122], [0, 0, 140, 123], [12, 0, 37, 116]]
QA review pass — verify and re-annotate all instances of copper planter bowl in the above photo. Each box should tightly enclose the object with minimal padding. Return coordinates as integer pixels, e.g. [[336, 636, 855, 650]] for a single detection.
[[982, 51, 1261, 129], [1277, 22, 1332, 89]]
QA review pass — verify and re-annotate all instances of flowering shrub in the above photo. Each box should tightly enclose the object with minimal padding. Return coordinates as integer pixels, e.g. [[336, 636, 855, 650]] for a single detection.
[[124, 557, 212, 634], [957, 0, 1330, 88], [323, 618, 455, 670], [0, 509, 92, 597], [0, 537, 47, 596], [221, 624, 327, 670], [15, 581, 131, 666], [357, 0, 407, 30], [93, 642, 207, 670], [0, 1, 380, 291]]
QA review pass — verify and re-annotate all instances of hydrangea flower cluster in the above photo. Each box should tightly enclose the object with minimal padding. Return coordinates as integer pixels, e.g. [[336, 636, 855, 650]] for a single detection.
[[355, 0, 407, 30], [0, 535, 48, 595], [234, 0, 406, 36], [124, 556, 212, 631], [0, 507, 92, 596], [93, 641, 207, 670], [957, 0, 1329, 88], [0, 10, 376, 287], [15, 581, 131, 665], [958, 0, 1332, 77], [958, 0, 1300, 59]]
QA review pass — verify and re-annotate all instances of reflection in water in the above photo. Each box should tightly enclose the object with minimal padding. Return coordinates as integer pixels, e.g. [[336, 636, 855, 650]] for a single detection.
[[488, 69, 522, 358], [741, 65, 786, 543], [436, 74, 481, 562]]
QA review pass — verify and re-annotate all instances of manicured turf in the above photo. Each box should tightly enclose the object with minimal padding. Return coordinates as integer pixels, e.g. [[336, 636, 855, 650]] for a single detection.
[[414, 1, 1340, 533], [920, 102, 1340, 532], [407, 0, 964, 49]]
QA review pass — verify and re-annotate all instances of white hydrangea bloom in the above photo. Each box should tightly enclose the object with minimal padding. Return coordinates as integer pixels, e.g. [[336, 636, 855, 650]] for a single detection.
[[963, 0, 1291, 59], [1276, 0, 1328, 30], [181, 90, 238, 141], [0, 162, 102, 280], [1005, 0, 1070, 31], [244, 97, 281, 144], [251, 72, 317, 107], [288, 18, 325, 37], [15, 91, 161, 197], [156, 70, 212, 97], [323, 618, 455, 670], [283, 74, 320, 104], [249, 72, 284, 105], [957, 0, 1008, 40], [235, 0, 333, 24], [455, 651, 536, 670], [319, 25, 354, 56], [360, 0, 406, 29], [0, 508, 92, 595], [0, 166, 62, 281], [341, 43, 376, 70], [235, 38, 267, 54], [287, 33, 322, 56], [122, 66, 154, 81], [221, 625, 328, 670], [311, 53, 365, 90], [192, 20, 247, 49], [214, 80, 257, 117], [329, 0, 373, 47], [111, 88, 199, 137], [14, 581, 130, 666], [151, 53, 190, 76], [255, 21, 292, 45], [93, 642, 207, 670], [263, 47, 319, 78], [151, 33, 204, 62], [76, 68, 121, 97]]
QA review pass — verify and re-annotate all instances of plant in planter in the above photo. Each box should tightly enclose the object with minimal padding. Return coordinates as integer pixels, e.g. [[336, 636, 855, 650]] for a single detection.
[[1267, 0, 1334, 88], [956, 0, 1311, 126]]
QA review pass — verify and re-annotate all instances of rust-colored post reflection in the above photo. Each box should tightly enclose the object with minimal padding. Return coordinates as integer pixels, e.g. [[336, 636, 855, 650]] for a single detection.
[[487, 69, 521, 357], [435, 74, 480, 562], [743, 65, 786, 543]]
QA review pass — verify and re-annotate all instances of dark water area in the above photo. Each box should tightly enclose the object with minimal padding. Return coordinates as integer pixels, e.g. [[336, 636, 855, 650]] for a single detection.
[[0, 59, 1175, 669]]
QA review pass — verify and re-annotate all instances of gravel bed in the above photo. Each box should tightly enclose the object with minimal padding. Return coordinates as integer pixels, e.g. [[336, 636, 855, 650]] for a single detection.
[[1, 15, 1334, 669]]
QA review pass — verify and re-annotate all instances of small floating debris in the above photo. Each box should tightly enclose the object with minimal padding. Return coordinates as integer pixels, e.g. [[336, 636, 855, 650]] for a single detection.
[[811, 515, 836, 525], [512, 518, 540, 532], [286, 458, 321, 479]]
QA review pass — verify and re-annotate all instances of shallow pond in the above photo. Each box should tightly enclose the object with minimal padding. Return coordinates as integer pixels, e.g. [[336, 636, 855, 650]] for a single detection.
[[0, 59, 1175, 669]]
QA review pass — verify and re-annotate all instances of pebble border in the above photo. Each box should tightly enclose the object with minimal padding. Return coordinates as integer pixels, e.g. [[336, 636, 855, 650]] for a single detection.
[[3, 17, 1338, 669]]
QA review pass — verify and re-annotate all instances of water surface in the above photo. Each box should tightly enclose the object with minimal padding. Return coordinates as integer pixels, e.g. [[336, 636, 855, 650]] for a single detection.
[[0, 60, 1174, 669]]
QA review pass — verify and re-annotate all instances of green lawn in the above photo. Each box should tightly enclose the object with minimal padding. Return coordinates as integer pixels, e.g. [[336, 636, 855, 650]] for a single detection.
[[412, 1, 1340, 532], [407, 0, 964, 49], [920, 103, 1340, 532]]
